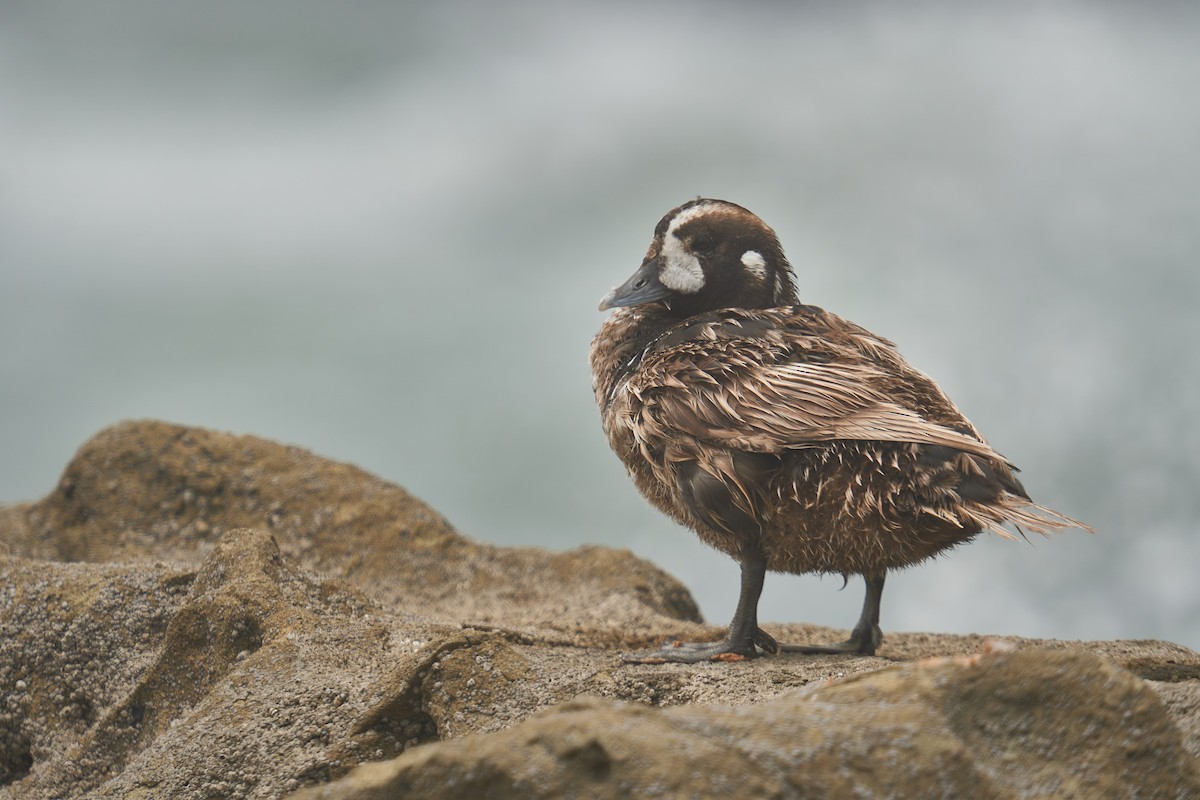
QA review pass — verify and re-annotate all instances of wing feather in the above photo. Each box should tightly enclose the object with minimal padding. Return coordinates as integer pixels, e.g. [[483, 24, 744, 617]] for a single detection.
[[629, 309, 1003, 463]]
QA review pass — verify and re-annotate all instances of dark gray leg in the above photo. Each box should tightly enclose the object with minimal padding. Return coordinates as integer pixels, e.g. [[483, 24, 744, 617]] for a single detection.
[[780, 571, 886, 656], [623, 551, 768, 663]]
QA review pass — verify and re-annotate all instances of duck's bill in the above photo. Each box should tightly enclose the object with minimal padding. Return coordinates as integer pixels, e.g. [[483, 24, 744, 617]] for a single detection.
[[598, 259, 670, 311]]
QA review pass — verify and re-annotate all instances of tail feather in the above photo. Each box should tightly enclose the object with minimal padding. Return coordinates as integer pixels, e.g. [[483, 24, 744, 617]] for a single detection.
[[973, 498, 1094, 541]]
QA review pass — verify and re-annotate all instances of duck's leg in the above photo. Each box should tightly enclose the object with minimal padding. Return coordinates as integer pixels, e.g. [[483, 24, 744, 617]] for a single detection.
[[623, 551, 768, 663], [780, 571, 886, 656]]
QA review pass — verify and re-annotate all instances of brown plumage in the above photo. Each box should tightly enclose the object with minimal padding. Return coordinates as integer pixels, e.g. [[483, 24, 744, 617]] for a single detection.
[[590, 198, 1089, 662]]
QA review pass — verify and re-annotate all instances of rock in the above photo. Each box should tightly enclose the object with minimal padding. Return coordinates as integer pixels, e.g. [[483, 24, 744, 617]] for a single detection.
[[0, 419, 702, 639], [1, 420, 1197, 799], [292, 649, 1200, 800]]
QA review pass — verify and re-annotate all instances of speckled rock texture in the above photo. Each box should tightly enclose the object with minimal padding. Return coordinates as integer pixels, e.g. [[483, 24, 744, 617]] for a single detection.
[[1, 421, 1197, 799]]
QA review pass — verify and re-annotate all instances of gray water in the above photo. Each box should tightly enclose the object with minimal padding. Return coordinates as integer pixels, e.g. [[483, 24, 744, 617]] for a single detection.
[[3, 1, 1198, 648]]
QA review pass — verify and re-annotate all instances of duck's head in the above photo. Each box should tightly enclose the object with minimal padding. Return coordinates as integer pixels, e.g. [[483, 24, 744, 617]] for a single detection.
[[599, 199, 798, 316]]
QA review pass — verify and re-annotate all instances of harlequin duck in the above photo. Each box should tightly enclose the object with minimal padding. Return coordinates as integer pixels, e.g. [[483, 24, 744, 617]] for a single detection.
[[590, 198, 1089, 663]]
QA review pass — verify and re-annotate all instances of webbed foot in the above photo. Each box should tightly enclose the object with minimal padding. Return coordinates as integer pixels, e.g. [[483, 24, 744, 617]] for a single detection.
[[622, 638, 757, 664], [621, 626, 782, 663], [779, 623, 883, 656]]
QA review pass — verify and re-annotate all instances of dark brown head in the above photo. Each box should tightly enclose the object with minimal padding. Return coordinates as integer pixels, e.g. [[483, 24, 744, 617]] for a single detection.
[[599, 199, 798, 317]]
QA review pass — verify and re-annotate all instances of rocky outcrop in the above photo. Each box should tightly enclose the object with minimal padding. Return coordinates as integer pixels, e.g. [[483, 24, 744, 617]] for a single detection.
[[294, 648, 1198, 800], [0, 419, 699, 638], [1, 421, 1197, 799]]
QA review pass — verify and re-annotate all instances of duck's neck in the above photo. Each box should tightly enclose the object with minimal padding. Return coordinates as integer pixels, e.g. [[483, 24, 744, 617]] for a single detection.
[[591, 305, 685, 407]]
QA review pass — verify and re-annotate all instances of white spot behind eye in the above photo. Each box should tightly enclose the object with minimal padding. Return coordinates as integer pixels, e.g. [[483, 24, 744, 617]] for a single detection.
[[741, 250, 767, 279], [659, 232, 705, 293]]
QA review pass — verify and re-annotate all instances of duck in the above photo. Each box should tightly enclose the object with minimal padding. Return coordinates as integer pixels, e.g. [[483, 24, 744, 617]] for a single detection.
[[590, 198, 1089, 663]]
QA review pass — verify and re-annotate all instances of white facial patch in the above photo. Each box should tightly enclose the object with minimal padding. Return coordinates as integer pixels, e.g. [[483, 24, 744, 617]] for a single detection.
[[665, 202, 718, 238], [659, 231, 705, 293], [740, 250, 767, 279], [656, 202, 720, 295]]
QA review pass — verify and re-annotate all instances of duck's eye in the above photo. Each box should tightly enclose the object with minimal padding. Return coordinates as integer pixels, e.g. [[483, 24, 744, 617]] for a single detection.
[[691, 233, 716, 254]]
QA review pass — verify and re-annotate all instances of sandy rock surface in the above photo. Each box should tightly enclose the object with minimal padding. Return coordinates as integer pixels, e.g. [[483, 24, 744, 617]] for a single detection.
[[1, 421, 1197, 799]]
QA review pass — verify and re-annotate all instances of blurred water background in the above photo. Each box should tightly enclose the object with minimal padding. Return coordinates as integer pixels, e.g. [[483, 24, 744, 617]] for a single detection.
[[2, 1, 1197, 648]]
